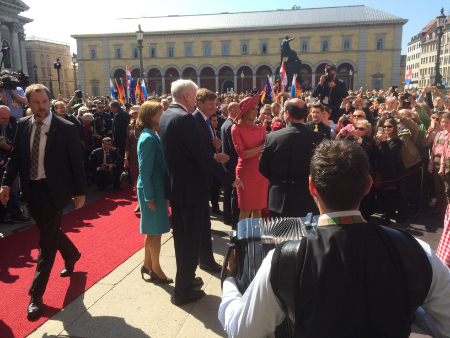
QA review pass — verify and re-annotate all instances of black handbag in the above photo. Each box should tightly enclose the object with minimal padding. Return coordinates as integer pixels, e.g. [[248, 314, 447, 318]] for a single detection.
[[119, 169, 129, 185]]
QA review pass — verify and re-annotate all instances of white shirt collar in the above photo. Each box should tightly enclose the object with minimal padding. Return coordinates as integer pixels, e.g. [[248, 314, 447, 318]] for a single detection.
[[172, 101, 188, 112], [31, 112, 52, 126], [197, 109, 208, 121], [318, 210, 361, 223]]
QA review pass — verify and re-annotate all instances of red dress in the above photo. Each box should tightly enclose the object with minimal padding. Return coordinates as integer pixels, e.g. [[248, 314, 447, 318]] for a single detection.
[[231, 123, 269, 210]]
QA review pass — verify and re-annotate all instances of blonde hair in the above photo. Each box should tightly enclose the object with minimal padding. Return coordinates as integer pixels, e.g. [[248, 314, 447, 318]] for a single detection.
[[137, 102, 163, 130], [354, 110, 366, 118]]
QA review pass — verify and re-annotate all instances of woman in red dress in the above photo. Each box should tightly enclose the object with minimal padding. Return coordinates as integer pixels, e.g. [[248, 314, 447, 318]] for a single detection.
[[231, 93, 269, 220]]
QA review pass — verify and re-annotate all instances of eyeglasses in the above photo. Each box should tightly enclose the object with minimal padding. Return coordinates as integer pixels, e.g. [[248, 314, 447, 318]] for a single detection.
[[355, 127, 366, 131], [97, 106, 104, 109], [432, 117, 440, 120], [383, 125, 394, 129], [353, 115, 364, 118]]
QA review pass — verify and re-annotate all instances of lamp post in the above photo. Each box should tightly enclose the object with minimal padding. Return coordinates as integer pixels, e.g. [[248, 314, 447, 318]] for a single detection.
[[71, 53, 78, 92], [33, 65, 38, 84], [241, 71, 244, 93], [136, 24, 145, 88], [349, 69, 353, 90], [431, 8, 447, 89], [48, 73, 54, 99], [53, 58, 61, 95]]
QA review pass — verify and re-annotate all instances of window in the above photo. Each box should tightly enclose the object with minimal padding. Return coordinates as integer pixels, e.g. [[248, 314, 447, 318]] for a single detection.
[[168, 47, 174, 58], [149, 44, 157, 58], [186, 45, 192, 57], [91, 83, 99, 97], [25, 43, 30, 49], [133, 48, 139, 59], [262, 43, 267, 54], [301, 41, 308, 53], [64, 69, 68, 79], [114, 46, 122, 59], [46, 55, 50, 66], [63, 57, 66, 67], [376, 38, 384, 50], [89, 46, 97, 60], [242, 44, 248, 55], [343, 39, 350, 51], [26, 53, 31, 62], [322, 40, 329, 52], [45, 45, 49, 50], [223, 44, 229, 56], [41, 68, 46, 77], [203, 42, 211, 56], [151, 48, 156, 57], [40, 55, 45, 66]]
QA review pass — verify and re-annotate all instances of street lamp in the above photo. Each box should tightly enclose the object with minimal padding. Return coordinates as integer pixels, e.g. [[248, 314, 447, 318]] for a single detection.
[[71, 53, 78, 92], [33, 65, 38, 84], [136, 24, 145, 88], [241, 71, 244, 93], [431, 8, 447, 89], [53, 58, 61, 95], [48, 73, 54, 99], [349, 69, 353, 90]]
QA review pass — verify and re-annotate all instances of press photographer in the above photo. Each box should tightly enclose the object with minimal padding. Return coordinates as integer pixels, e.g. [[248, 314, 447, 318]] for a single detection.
[[311, 64, 347, 123], [0, 70, 27, 120]]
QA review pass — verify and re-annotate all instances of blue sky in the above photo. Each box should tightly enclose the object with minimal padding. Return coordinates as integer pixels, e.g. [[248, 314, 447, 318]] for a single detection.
[[23, 0, 444, 55]]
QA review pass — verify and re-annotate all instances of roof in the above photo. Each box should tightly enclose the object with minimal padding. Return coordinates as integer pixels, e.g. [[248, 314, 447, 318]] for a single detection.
[[71, 5, 407, 37]]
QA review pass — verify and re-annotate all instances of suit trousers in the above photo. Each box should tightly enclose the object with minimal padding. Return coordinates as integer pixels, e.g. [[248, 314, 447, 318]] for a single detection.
[[223, 185, 239, 226], [171, 200, 209, 295], [199, 206, 215, 265], [92, 165, 122, 189], [28, 181, 78, 298], [210, 177, 221, 209]]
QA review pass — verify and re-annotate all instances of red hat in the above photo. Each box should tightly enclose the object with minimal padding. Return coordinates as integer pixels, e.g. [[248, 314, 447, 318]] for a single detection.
[[234, 92, 260, 122], [271, 121, 283, 131]]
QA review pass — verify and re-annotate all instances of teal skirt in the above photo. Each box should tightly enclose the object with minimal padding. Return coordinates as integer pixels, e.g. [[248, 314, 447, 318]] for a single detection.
[[137, 188, 170, 235]]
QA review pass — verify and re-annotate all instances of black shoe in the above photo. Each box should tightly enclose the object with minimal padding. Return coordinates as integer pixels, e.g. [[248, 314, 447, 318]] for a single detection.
[[192, 276, 203, 287], [173, 290, 205, 306], [11, 215, 32, 223], [199, 261, 222, 273], [149, 270, 173, 284], [27, 297, 43, 318], [60, 252, 81, 277], [113, 185, 124, 190], [212, 208, 224, 216], [140, 266, 150, 280]]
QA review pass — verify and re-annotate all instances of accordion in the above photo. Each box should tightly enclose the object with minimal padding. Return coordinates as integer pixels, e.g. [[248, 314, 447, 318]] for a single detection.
[[221, 213, 319, 294]]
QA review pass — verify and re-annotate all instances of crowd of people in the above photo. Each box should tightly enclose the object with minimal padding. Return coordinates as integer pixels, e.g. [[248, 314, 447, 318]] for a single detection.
[[1, 65, 450, 326]]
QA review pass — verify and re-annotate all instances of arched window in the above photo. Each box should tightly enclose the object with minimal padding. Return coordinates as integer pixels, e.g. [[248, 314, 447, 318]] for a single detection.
[[186, 45, 192, 57], [242, 44, 248, 55], [168, 47, 174, 58], [134, 48, 139, 59], [26, 53, 31, 62], [40, 54, 45, 66], [376, 38, 384, 50], [151, 48, 156, 58], [301, 41, 308, 53], [343, 39, 350, 51], [46, 55, 50, 66], [2, 40, 11, 68], [223, 44, 229, 56], [116, 49, 121, 59], [262, 43, 267, 54], [205, 45, 211, 56], [322, 40, 329, 52]]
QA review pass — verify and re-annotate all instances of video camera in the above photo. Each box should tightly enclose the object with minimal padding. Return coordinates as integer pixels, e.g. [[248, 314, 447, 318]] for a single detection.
[[0, 75, 18, 90], [0, 70, 29, 90]]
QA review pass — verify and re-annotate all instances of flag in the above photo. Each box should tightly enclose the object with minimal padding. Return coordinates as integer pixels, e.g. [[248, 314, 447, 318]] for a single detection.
[[109, 79, 116, 99], [405, 68, 412, 85], [268, 76, 276, 101], [279, 62, 287, 92], [291, 74, 301, 98], [126, 66, 136, 104], [135, 82, 142, 102], [141, 79, 148, 101], [290, 75, 296, 98], [261, 85, 267, 103], [115, 79, 125, 103], [264, 76, 273, 102]]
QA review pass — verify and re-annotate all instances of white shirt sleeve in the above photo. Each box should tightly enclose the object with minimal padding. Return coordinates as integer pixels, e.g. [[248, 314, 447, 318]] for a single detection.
[[218, 249, 286, 338], [413, 238, 450, 337]]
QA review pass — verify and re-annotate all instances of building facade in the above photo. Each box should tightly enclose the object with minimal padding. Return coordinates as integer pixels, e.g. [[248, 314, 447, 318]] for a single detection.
[[24, 36, 78, 97], [0, 0, 32, 74], [72, 6, 407, 96]]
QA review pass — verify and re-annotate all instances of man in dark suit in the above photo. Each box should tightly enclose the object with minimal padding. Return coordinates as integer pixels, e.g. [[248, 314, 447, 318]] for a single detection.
[[259, 98, 324, 217], [92, 101, 112, 149], [0, 84, 86, 318], [89, 137, 124, 190], [209, 113, 224, 216], [192, 89, 229, 274], [111, 100, 131, 158], [158, 80, 243, 306], [304, 103, 331, 139], [220, 102, 240, 228], [311, 64, 348, 123], [53, 101, 83, 138]]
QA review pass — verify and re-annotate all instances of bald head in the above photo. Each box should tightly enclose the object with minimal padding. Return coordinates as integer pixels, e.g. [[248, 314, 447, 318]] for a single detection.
[[0, 106, 11, 127], [284, 98, 308, 123], [228, 102, 240, 119]]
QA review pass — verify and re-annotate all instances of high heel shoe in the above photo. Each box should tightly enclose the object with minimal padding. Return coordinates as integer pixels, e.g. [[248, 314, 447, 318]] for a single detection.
[[140, 266, 150, 280], [150, 270, 173, 284], [134, 205, 140, 213]]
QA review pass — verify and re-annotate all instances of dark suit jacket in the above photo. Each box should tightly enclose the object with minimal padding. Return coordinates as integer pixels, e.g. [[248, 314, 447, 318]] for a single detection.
[[93, 111, 112, 136], [158, 103, 235, 204], [3, 115, 87, 209], [259, 123, 324, 216], [304, 121, 331, 139], [217, 114, 226, 131], [113, 109, 131, 148], [88, 147, 123, 172], [220, 117, 238, 175], [193, 109, 215, 186]]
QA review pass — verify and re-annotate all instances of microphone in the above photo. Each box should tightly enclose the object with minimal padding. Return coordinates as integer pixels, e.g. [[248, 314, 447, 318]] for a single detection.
[[1, 47, 10, 52]]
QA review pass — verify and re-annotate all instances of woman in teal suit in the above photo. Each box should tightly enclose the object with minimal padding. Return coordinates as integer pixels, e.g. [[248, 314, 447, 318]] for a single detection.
[[137, 102, 172, 284]]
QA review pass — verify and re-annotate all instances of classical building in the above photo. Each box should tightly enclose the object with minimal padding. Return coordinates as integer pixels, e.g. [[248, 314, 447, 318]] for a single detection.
[[24, 36, 78, 97], [72, 6, 407, 96]]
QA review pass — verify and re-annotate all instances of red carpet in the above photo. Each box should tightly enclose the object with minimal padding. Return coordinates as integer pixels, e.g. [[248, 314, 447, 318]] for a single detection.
[[0, 185, 143, 338]]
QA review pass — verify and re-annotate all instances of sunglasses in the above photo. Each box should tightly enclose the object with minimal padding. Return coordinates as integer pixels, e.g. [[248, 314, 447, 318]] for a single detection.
[[383, 125, 394, 129], [97, 106, 104, 109], [432, 117, 440, 120], [353, 115, 364, 118], [355, 127, 366, 131]]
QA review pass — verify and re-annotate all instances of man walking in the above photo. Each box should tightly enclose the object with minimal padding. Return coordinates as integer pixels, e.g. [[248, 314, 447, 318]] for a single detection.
[[0, 84, 87, 318]]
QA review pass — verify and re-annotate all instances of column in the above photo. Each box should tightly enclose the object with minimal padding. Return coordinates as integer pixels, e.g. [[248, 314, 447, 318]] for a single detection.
[[271, 74, 275, 84], [19, 32, 28, 74], [391, 26, 403, 87], [197, 75, 200, 86], [234, 74, 237, 92], [76, 39, 85, 92], [215, 75, 219, 93], [102, 40, 110, 96], [356, 29, 367, 89], [253, 75, 256, 89], [312, 73, 316, 87], [162, 76, 166, 94], [8, 23, 21, 71]]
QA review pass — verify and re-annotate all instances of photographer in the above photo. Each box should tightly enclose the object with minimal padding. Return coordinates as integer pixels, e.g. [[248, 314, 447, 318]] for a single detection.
[[311, 64, 348, 123], [67, 90, 90, 114], [53, 101, 83, 138], [0, 71, 27, 120], [92, 101, 112, 149]]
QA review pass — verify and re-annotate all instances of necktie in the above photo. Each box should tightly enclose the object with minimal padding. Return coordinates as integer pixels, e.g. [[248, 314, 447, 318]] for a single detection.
[[30, 121, 43, 180], [314, 124, 318, 132], [206, 118, 214, 139]]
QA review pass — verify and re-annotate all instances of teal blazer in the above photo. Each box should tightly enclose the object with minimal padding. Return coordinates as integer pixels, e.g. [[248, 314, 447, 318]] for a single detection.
[[136, 128, 166, 202]]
